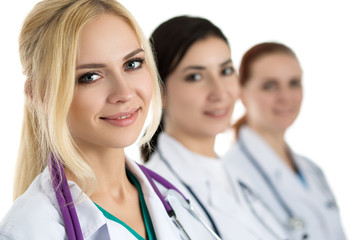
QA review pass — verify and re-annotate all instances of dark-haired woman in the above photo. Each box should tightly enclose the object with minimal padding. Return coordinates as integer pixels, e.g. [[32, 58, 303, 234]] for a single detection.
[[223, 42, 346, 240], [142, 16, 288, 240]]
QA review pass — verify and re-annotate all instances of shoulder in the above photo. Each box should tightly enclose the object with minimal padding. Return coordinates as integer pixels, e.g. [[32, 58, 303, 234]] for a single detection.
[[222, 141, 247, 166], [223, 141, 241, 157], [146, 153, 180, 186], [145, 152, 163, 169], [294, 153, 323, 173], [0, 174, 65, 239], [293, 153, 332, 186]]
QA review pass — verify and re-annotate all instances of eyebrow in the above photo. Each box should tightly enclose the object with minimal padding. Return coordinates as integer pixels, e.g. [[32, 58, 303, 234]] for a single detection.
[[123, 48, 144, 60], [182, 58, 233, 72], [76, 48, 144, 70], [220, 59, 232, 67]]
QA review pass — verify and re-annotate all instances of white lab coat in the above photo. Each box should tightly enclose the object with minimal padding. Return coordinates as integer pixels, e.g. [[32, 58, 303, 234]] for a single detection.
[[146, 133, 289, 240], [223, 125, 346, 240], [0, 158, 210, 240]]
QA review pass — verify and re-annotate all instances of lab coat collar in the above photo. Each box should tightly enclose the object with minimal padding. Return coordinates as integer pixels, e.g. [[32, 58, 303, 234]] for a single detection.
[[40, 166, 107, 238], [239, 125, 313, 199], [125, 158, 181, 239], [41, 158, 179, 239], [158, 132, 219, 186], [239, 125, 289, 178]]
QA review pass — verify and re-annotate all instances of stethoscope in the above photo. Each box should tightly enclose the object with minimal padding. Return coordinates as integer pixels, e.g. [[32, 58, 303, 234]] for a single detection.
[[49, 153, 221, 240], [157, 149, 222, 239], [237, 139, 309, 240]]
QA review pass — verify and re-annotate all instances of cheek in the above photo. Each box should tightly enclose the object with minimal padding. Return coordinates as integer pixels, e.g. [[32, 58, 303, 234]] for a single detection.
[[67, 88, 102, 129], [166, 81, 197, 110], [166, 90, 191, 112], [245, 91, 271, 112], [296, 90, 303, 104], [138, 73, 154, 108], [226, 79, 240, 102]]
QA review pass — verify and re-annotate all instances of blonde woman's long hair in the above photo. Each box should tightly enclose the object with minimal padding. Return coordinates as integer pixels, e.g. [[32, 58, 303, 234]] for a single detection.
[[14, 0, 161, 200]]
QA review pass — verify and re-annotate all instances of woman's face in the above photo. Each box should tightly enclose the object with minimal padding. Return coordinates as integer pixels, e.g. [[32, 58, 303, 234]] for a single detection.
[[241, 53, 303, 135], [67, 14, 153, 151], [164, 36, 239, 141]]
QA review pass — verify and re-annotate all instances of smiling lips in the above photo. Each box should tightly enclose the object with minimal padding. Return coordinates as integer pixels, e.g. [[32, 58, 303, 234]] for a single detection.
[[204, 108, 229, 118], [100, 108, 139, 127], [274, 107, 297, 116]]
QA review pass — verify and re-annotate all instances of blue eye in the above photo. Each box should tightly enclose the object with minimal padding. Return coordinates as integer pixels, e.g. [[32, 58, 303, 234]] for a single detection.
[[78, 72, 102, 84], [125, 58, 144, 70]]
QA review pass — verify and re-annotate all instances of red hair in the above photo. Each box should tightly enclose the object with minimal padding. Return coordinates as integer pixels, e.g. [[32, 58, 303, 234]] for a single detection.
[[233, 42, 298, 136]]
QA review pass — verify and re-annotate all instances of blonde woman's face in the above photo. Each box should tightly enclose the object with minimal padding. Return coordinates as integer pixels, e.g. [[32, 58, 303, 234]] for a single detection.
[[164, 36, 239, 141], [241, 53, 303, 134], [67, 14, 153, 150]]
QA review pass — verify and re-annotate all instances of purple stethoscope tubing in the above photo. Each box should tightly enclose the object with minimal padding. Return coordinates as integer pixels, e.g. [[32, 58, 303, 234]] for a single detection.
[[49, 152, 84, 240], [137, 163, 189, 215], [49, 153, 188, 239]]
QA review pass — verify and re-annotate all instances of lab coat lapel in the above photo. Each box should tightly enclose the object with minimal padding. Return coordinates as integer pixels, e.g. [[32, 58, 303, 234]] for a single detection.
[[158, 133, 219, 208], [40, 167, 109, 239], [240, 127, 314, 205], [158, 134, 209, 186], [125, 159, 181, 240], [293, 154, 332, 204], [159, 133, 244, 216]]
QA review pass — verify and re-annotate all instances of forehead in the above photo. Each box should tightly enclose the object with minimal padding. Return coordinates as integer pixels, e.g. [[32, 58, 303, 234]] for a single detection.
[[251, 53, 302, 77], [177, 36, 230, 68], [77, 14, 140, 63]]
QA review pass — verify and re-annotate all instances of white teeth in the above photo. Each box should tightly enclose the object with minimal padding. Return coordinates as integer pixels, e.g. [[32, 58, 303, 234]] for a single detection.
[[117, 114, 131, 119]]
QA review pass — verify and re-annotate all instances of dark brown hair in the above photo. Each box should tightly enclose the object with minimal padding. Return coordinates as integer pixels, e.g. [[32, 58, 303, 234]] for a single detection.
[[141, 15, 229, 162]]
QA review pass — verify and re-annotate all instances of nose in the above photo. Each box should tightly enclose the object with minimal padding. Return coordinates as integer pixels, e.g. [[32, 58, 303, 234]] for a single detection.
[[207, 75, 227, 102], [277, 86, 294, 102], [107, 73, 134, 104]]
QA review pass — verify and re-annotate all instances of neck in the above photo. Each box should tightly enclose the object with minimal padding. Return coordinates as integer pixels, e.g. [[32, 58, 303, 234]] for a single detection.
[[68, 141, 132, 200], [165, 131, 217, 158], [248, 124, 296, 172]]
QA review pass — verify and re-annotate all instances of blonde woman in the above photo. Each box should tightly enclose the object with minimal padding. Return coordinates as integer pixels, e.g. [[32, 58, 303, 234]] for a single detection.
[[0, 1, 221, 239]]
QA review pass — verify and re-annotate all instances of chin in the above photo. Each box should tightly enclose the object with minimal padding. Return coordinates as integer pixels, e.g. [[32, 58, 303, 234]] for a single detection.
[[203, 124, 228, 137], [273, 122, 294, 133], [102, 134, 139, 148]]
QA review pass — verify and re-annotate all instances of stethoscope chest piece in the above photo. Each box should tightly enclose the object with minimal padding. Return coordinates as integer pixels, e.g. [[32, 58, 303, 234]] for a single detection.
[[288, 217, 305, 231], [288, 217, 309, 240]]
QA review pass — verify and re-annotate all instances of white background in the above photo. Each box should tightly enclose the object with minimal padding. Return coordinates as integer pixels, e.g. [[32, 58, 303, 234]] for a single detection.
[[0, 0, 359, 239]]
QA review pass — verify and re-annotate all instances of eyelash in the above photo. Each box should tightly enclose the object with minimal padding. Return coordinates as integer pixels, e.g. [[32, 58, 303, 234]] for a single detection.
[[124, 58, 145, 71], [77, 72, 103, 85], [221, 66, 235, 76], [262, 79, 302, 90], [185, 73, 202, 82], [262, 81, 277, 90], [184, 66, 235, 82], [76, 58, 146, 85], [290, 79, 302, 87]]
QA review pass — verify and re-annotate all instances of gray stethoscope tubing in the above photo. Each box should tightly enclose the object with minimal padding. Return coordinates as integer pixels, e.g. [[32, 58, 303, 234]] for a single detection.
[[157, 149, 222, 239], [138, 164, 221, 240], [239, 181, 288, 240], [166, 189, 222, 240], [238, 139, 308, 239]]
